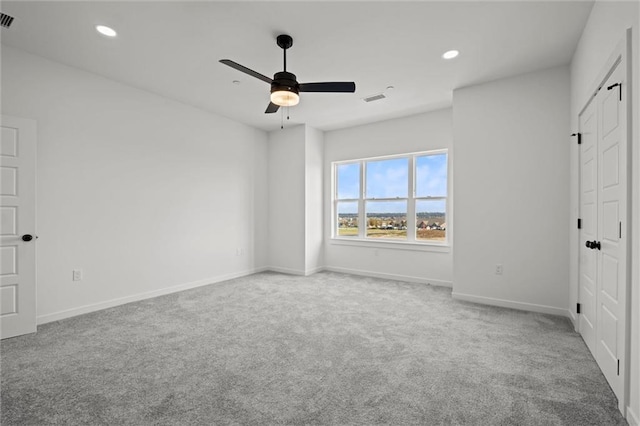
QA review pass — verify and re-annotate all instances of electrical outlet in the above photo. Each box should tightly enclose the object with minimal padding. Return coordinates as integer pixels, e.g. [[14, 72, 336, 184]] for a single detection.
[[495, 264, 503, 275], [72, 269, 83, 281], [236, 248, 244, 256]]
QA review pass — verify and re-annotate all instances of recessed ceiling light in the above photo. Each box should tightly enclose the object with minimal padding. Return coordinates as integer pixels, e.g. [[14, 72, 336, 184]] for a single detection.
[[96, 25, 117, 37], [442, 50, 459, 60], [232, 80, 241, 85]]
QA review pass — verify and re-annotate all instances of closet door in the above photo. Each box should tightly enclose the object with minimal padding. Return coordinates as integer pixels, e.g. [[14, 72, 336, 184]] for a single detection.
[[578, 55, 627, 407], [594, 61, 626, 400], [578, 99, 597, 356]]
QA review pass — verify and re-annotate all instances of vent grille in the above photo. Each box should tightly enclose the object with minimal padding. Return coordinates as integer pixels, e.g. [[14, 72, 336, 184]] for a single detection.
[[1, 13, 14, 28], [362, 93, 386, 103]]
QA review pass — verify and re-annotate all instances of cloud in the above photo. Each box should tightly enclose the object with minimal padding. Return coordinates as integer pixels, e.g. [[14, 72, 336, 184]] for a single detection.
[[416, 154, 447, 197], [366, 158, 408, 198], [337, 163, 360, 199]]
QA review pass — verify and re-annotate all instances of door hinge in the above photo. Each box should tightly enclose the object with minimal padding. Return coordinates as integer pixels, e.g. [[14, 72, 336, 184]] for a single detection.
[[577, 218, 582, 229], [577, 303, 581, 314], [607, 82, 622, 101], [617, 359, 620, 375], [571, 133, 582, 145], [619, 222, 622, 239]]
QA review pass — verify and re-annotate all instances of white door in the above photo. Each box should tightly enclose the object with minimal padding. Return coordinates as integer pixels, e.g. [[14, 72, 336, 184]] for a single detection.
[[0, 115, 37, 339], [578, 98, 597, 355], [595, 61, 626, 399], [578, 58, 627, 406]]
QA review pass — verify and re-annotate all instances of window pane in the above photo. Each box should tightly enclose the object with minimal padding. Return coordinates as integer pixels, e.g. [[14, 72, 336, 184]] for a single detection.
[[416, 154, 447, 198], [336, 163, 360, 199], [366, 158, 408, 199], [337, 201, 358, 237], [366, 200, 407, 239], [416, 200, 446, 241]]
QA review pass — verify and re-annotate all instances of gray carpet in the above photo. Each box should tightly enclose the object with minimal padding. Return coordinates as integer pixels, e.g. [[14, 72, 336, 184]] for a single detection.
[[1, 271, 626, 425]]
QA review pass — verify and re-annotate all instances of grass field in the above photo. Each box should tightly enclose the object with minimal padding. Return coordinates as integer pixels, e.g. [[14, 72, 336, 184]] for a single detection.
[[337, 228, 445, 241], [417, 229, 446, 241], [367, 229, 406, 239], [337, 228, 359, 236]]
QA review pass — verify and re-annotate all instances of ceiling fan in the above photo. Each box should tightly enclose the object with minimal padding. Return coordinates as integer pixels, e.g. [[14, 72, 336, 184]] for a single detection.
[[220, 34, 356, 114]]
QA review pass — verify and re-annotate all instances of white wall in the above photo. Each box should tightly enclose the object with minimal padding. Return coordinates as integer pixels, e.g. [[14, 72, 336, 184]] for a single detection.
[[569, 1, 639, 422], [268, 124, 325, 275], [1, 46, 269, 323], [267, 125, 306, 274], [323, 109, 453, 286], [452, 66, 570, 316], [305, 126, 324, 273]]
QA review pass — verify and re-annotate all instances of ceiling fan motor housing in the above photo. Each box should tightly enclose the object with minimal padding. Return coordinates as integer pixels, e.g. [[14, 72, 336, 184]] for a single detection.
[[271, 71, 299, 95]]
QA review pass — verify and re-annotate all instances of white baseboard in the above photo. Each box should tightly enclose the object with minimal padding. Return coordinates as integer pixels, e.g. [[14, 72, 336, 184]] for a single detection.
[[451, 291, 570, 317], [304, 266, 325, 276], [567, 309, 577, 330], [36, 267, 268, 325], [323, 266, 452, 288], [267, 266, 308, 276], [628, 406, 640, 426]]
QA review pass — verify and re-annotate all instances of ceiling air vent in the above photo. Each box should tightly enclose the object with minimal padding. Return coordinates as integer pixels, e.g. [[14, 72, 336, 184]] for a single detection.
[[362, 93, 386, 103], [1, 13, 15, 28]]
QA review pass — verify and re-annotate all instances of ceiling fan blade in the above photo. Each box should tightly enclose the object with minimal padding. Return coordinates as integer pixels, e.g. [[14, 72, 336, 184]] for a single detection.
[[299, 82, 356, 93], [219, 59, 272, 84], [265, 102, 280, 114]]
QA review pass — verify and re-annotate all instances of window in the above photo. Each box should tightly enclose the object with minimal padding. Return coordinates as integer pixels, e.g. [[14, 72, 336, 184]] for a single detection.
[[333, 150, 448, 244]]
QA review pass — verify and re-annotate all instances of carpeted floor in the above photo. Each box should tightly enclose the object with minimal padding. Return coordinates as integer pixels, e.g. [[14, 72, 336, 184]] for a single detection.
[[0, 271, 627, 425]]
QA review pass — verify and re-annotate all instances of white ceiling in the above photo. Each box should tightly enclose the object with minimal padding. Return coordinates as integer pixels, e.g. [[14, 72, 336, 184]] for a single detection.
[[1, 1, 594, 132]]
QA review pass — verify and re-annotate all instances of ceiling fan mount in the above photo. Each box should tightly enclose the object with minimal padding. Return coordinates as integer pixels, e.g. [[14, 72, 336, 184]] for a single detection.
[[276, 34, 293, 50], [220, 34, 356, 114]]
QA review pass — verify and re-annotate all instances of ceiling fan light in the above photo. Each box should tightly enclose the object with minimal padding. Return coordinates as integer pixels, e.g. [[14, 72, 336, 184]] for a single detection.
[[442, 50, 459, 59], [270, 90, 300, 107], [96, 25, 117, 37]]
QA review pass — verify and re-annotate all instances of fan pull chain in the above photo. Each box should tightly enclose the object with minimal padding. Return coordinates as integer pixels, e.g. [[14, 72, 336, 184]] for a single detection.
[[281, 108, 284, 129], [287, 106, 290, 121]]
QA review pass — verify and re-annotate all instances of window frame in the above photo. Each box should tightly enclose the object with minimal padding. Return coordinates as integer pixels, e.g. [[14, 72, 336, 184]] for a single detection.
[[332, 149, 450, 249]]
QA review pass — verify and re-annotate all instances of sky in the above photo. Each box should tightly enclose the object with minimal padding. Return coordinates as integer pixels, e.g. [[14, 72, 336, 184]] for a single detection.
[[336, 154, 447, 214]]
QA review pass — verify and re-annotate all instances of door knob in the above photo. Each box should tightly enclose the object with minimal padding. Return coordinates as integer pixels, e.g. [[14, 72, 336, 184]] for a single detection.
[[21, 234, 35, 242], [585, 240, 601, 250]]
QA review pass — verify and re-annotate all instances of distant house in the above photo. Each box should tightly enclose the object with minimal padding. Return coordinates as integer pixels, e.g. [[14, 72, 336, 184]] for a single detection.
[[417, 221, 428, 229]]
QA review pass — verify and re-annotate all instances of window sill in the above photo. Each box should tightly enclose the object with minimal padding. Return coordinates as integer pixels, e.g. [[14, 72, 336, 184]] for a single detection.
[[329, 237, 451, 253]]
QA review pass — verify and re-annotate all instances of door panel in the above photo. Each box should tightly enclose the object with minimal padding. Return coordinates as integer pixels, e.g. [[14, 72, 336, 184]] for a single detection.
[[0, 116, 36, 339], [601, 254, 618, 300], [0, 284, 17, 315], [602, 201, 618, 241], [602, 145, 619, 188], [0, 206, 17, 235], [0, 167, 18, 195], [600, 304, 617, 357]]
